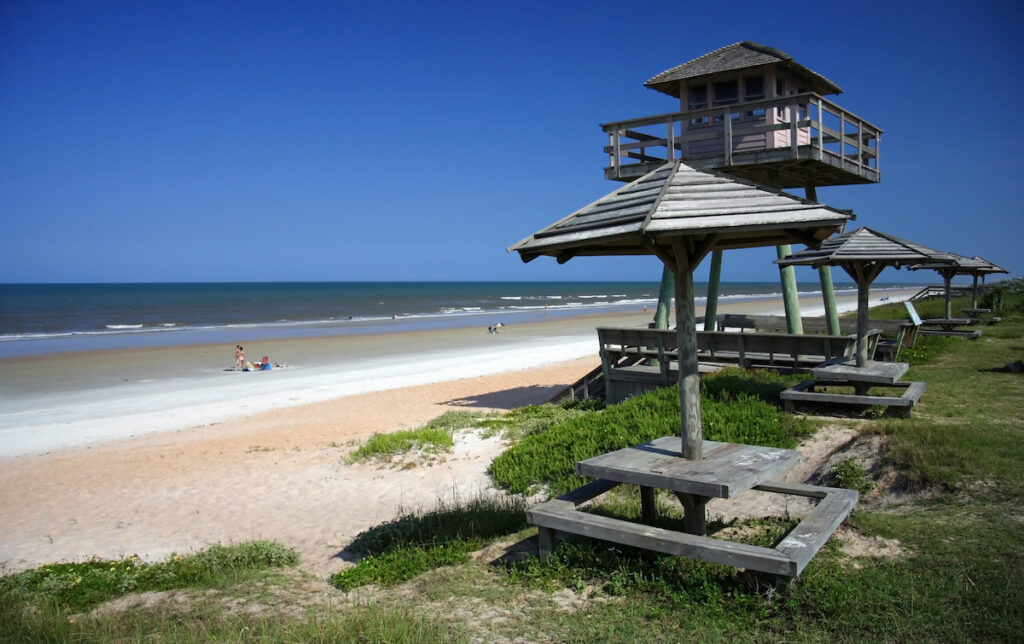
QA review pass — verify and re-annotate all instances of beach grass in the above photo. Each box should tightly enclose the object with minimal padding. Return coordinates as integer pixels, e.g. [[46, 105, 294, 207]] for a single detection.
[[488, 369, 813, 496], [345, 411, 486, 463], [331, 494, 528, 591], [3, 290, 1022, 641]]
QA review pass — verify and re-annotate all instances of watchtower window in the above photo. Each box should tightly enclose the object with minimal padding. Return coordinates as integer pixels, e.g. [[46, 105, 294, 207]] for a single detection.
[[688, 84, 708, 110], [744, 76, 764, 101], [688, 84, 709, 125], [713, 80, 738, 105]]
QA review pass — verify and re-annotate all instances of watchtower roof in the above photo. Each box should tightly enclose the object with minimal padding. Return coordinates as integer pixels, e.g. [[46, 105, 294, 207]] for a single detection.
[[645, 41, 842, 99]]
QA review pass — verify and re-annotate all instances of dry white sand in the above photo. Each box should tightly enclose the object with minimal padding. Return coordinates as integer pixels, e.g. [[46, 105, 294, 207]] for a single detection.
[[0, 288, 919, 577]]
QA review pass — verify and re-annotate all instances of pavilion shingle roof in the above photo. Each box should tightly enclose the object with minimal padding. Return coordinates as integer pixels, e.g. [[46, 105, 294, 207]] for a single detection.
[[645, 41, 842, 99], [910, 253, 989, 272], [971, 256, 1009, 275], [776, 227, 955, 269], [509, 161, 852, 263]]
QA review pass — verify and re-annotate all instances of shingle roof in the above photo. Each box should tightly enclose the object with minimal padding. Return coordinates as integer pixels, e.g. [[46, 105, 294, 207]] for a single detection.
[[645, 41, 842, 99], [971, 256, 1010, 275], [776, 227, 955, 269], [509, 161, 852, 264]]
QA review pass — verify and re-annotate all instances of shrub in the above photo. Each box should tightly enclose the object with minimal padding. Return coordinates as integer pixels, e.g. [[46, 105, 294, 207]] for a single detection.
[[490, 380, 814, 496]]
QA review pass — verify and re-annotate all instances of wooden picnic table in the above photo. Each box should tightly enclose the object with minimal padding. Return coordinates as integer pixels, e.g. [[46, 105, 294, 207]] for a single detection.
[[923, 317, 976, 331], [529, 436, 858, 578], [576, 437, 800, 500], [810, 359, 909, 386], [962, 307, 991, 318]]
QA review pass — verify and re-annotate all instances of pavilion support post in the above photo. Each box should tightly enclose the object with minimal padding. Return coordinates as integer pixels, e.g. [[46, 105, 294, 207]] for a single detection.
[[670, 245, 702, 463], [805, 184, 840, 335], [654, 265, 674, 329], [944, 273, 953, 319], [778, 245, 804, 334], [972, 275, 979, 309], [855, 276, 871, 368], [819, 266, 841, 335], [704, 250, 723, 331]]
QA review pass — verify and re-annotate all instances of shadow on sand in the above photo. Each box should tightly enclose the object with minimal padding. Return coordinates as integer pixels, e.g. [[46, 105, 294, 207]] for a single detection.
[[441, 384, 567, 410]]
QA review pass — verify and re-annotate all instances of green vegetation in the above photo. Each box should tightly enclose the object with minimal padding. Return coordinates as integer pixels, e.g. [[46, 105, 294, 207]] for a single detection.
[[331, 494, 528, 590], [3, 291, 1022, 642], [0, 541, 297, 614], [489, 369, 814, 496], [828, 458, 872, 495], [346, 411, 486, 463]]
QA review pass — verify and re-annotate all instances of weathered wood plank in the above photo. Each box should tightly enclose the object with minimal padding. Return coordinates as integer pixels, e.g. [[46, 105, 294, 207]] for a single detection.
[[781, 379, 926, 417], [576, 437, 800, 499], [755, 482, 858, 574], [810, 360, 909, 385], [528, 499, 796, 576], [527, 477, 859, 577]]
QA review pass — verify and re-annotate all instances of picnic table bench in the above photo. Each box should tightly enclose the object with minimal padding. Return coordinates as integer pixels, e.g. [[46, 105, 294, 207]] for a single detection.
[[781, 358, 925, 417], [528, 437, 858, 578], [919, 318, 983, 338]]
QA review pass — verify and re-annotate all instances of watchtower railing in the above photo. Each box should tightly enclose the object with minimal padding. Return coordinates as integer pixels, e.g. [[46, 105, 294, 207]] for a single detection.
[[602, 93, 882, 184]]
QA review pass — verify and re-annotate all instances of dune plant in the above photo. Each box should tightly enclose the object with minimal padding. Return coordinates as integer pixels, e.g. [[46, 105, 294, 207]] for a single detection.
[[490, 376, 814, 496], [331, 494, 528, 590], [0, 541, 297, 614]]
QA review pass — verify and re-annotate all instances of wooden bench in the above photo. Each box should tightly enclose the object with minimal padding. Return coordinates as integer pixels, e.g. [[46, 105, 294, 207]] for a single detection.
[[597, 327, 867, 404], [528, 472, 858, 578], [716, 313, 920, 361]]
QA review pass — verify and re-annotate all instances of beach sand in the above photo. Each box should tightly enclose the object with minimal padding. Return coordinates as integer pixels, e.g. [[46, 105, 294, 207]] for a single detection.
[[0, 288, 919, 577]]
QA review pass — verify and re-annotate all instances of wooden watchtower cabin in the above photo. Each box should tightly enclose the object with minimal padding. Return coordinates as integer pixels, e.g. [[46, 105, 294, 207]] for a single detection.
[[604, 41, 881, 191]]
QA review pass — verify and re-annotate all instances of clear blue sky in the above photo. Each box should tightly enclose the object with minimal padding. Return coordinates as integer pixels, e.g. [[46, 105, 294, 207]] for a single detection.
[[2, 0, 1021, 284]]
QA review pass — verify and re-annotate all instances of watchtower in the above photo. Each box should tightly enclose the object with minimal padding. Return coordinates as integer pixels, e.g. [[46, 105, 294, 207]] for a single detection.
[[603, 42, 882, 332], [604, 42, 880, 188]]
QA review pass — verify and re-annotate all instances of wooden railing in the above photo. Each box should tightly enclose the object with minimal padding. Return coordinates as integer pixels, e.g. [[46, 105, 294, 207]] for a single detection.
[[909, 285, 973, 302], [602, 93, 881, 183]]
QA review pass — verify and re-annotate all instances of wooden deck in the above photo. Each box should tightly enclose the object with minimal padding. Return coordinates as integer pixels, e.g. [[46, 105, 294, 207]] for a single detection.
[[716, 313, 920, 362], [598, 326, 863, 404], [602, 92, 881, 188]]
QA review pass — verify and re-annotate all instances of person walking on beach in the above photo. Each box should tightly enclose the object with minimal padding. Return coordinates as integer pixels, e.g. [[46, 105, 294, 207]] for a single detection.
[[235, 345, 245, 370]]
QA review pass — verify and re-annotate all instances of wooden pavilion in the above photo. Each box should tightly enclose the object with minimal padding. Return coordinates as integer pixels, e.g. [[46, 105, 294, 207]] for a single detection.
[[776, 227, 952, 416], [910, 253, 1009, 319], [510, 160, 858, 577]]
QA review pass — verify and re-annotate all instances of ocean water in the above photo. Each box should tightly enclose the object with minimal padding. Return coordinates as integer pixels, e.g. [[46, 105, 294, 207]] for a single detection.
[[0, 281, 913, 358]]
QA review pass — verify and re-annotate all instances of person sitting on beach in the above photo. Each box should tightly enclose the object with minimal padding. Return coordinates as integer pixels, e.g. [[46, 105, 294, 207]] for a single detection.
[[235, 345, 245, 370], [259, 356, 272, 370]]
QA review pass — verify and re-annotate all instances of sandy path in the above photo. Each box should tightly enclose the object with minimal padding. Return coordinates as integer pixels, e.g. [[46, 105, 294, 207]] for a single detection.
[[0, 357, 596, 578]]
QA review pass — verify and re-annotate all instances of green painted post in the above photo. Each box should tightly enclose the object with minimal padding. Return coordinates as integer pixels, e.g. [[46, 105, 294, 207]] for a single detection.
[[805, 184, 840, 335], [777, 244, 804, 334], [704, 250, 722, 331], [654, 265, 673, 329], [819, 265, 841, 335]]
